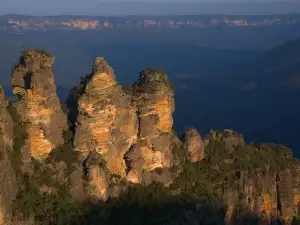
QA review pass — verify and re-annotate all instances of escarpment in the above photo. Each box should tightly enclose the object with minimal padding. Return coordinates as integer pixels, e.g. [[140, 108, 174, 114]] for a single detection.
[[201, 131, 299, 224], [2, 50, 300, 225], [11, 50, 67, 159], [0, 88, 17, 225]]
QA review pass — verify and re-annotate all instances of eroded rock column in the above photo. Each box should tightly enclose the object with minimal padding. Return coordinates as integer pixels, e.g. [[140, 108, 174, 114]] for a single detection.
[[73, 57, 138, 177], [126, 69, 175, 183], [12, 50, 67, 158], [183, 128, 205, 162]]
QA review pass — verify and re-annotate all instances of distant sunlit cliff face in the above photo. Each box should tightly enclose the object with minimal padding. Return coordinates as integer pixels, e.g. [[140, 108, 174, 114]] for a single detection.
[[1, 14, 300, 32], [0, 49, 300, 225]]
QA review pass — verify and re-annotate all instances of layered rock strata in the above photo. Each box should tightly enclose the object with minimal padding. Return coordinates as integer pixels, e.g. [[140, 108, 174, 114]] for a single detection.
[[125, 69, 175, 183], [73, 57, 138, 178], [203, 131, 299, 225], [11, 50, 67, 158]]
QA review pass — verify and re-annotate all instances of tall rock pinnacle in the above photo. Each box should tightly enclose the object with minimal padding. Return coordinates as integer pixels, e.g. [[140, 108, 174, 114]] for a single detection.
[[183, 128, 205, 162], [126, 69, 175, 183], [11, 50, 67, 158], [73, 57, 138, 178]]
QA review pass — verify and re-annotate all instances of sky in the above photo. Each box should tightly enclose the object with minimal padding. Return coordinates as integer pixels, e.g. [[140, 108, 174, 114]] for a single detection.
[[1, 0, 300, 16]]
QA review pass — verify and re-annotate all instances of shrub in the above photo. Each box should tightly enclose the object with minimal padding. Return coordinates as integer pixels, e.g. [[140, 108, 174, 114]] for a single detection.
[[7, 104, 27, 173], [23, 49, 53, 57]]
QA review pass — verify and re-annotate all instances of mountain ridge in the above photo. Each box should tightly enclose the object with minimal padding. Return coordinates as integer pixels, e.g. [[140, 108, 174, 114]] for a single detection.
[[1, 13, 300, 32]]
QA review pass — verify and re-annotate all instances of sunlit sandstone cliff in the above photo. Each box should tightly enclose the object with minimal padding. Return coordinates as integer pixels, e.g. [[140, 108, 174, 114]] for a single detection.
[[0, 88, 17, 225], [125, 69, 176, 184], [202, 130, 300, 224], [2, 50, 300, 225], [11, 50, 67, 158], [72, 57, 138, 178]]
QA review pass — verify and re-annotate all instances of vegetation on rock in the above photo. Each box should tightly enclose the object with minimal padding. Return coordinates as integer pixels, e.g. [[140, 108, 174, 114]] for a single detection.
[[7, 103, 27, 174], [22, 49, 53, 57]]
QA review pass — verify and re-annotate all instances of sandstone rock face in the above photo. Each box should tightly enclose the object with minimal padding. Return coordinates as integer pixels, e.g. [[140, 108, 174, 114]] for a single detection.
[[126, 69, 175, 183], [203, 131, 300, 225], [0, 89, 13, 150], [2, 50, 300, 225], [84, 151, 108, 201], [232, 167, 299, 224], [183, 128, 204, 162], [73, 57, 138, 177], [0, 88, 17, 225], [11, 50, 67, 158]]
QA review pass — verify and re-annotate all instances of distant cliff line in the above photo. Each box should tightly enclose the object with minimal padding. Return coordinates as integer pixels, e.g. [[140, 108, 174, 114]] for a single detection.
[[1, 13, 300, 31]]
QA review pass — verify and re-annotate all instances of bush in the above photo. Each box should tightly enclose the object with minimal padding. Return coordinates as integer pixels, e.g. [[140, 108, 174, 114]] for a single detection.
[[23, 49, 53, 57], [7, 104, 27, 174]]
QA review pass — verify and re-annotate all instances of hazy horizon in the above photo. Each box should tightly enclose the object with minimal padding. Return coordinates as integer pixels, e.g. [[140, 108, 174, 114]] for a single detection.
[[1, 1, 300, 16]]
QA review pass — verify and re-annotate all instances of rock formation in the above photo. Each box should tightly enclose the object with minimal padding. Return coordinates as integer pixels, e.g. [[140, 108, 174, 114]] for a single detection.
[[204, 129, 245, 153], [72, 57, 138, 178], [0, 88, 17, 225], [2, 50, 300, 225], [203, 131, 299, 225], [84, 151, 108, 201], [125, 69, 175, 183], [11, 50, 67, 159], [183, 128, 205, 162]]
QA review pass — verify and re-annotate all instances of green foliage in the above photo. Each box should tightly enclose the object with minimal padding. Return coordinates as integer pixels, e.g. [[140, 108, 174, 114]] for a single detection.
[[139, 68, 174, 92], [12, 174, 84, 225], [7, 104, 27, 174], [23, 49, 53, 57], [47, 129, 80, 174], [8, 115, 295, 225], [170, 136, 295, 207], [172, 145, 188, 165], [12, 176, 199, 225], [143, 67, 165, 75]]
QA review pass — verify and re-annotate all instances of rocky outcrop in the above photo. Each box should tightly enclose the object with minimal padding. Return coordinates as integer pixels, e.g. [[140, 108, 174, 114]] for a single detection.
[[125, 69, 175, 183], [202, 130, 299, 225], [3, 50, 300, 225], [0, 88, 17, 225], [11, 50, 67, 159], [73, 57, 138, 178], [183, 128, 204, 162], [204, 129, 245, 153], [84, 151, 108, 201]]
